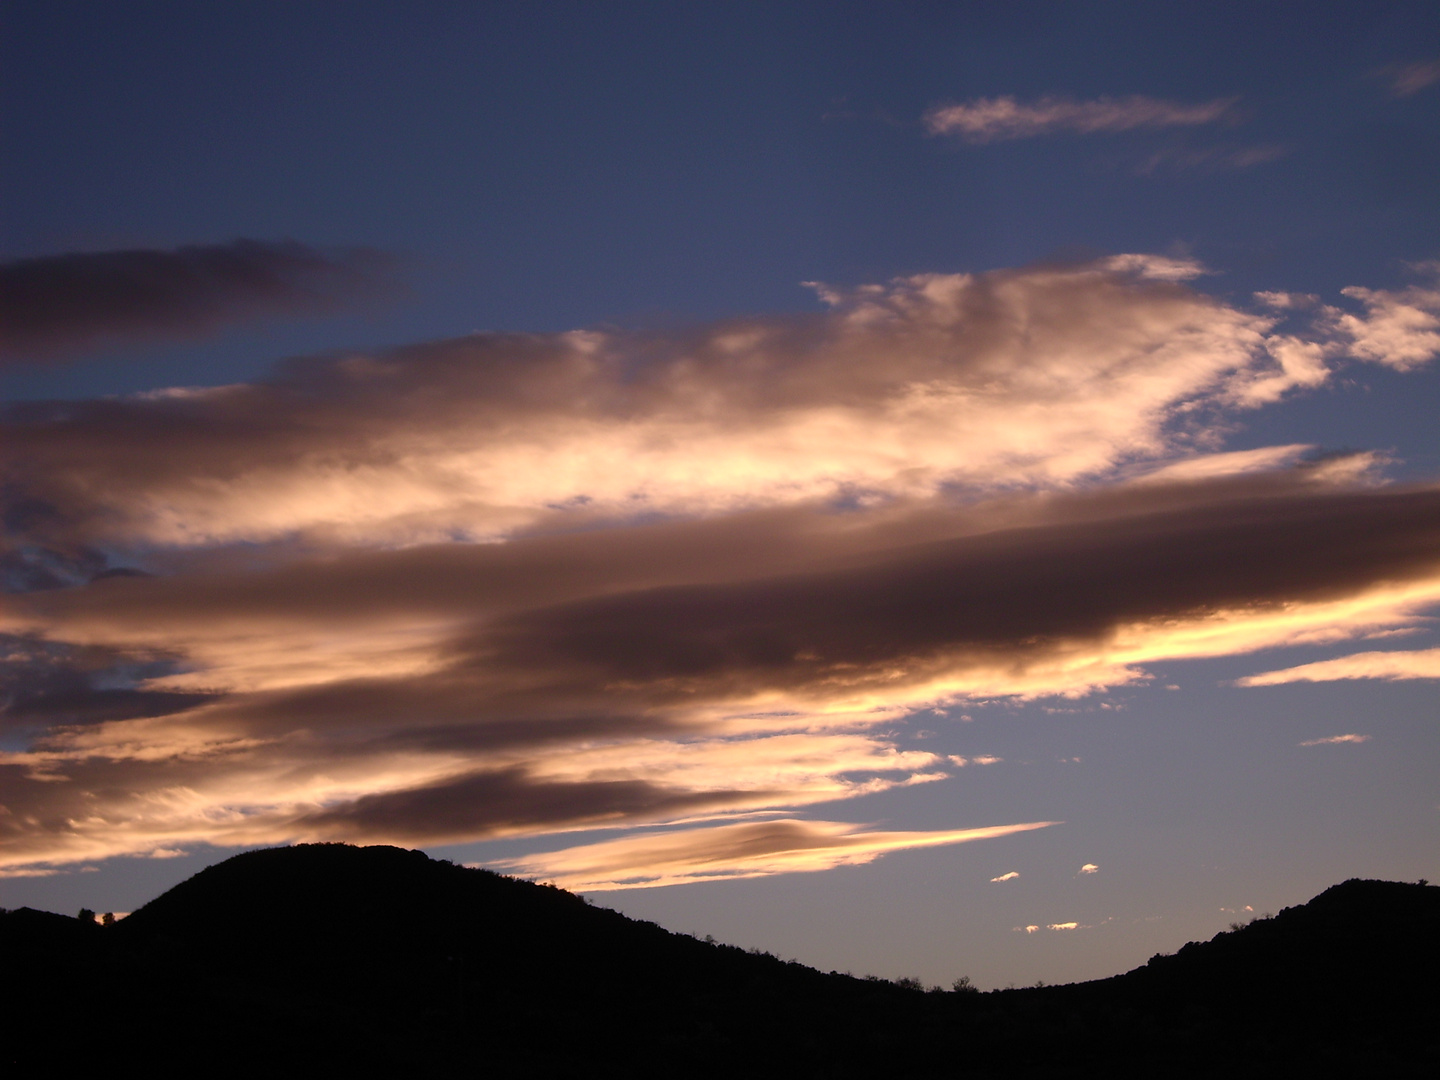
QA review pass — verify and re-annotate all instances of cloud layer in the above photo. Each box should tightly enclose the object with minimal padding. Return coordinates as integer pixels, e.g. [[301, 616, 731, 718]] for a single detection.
[[0, 240, 400, 365], [3, 254, 1439, 879], [7, 255, 1431, 560]]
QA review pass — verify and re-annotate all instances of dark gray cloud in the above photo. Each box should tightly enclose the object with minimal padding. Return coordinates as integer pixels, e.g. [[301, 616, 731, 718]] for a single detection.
[[291, 767, 766, 846], [0, 239, 401, 365], [0, 635, 212, 733], [476, 483, 1440, 697]]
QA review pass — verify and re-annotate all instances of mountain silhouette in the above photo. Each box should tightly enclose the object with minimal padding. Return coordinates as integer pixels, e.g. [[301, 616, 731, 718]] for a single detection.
[[2, 844, 1435, 1075]]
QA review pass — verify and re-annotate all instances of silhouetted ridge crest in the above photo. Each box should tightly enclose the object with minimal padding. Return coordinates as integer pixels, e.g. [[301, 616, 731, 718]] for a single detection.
[[3, 846, 1436, 1076]]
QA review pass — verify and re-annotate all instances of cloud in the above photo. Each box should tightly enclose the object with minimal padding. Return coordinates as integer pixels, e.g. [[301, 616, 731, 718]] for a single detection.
[[3, 254, 1440, 875], [1046, 922, 1080, 931], [4, 255, 1403, 555], [489, 819, 1058, 891], [0, 240, 401, 365], [1239, 647, 1440, 686], [990, 871, 1020, 883], [1078, 863, 1099, 874], [1298, 734, 1371, 747], [1137, 144, 1289, 175], [1325, 285, 1440, 371], [1383, 59, 1440, 97], [924, 95, 1235, 142], [292, 769, 764, 847], [6, 470, 1440, 871]]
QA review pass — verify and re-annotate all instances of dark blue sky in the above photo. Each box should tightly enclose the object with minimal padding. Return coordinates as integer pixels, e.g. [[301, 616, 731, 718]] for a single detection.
[[5, 1, 1437, 392]]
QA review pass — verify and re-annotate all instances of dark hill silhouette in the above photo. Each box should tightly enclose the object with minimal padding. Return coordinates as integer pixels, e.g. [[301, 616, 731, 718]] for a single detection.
[[2, 844, 1435, 1076]]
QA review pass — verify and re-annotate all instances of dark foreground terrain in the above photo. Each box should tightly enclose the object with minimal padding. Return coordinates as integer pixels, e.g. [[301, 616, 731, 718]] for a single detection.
[[3, 844, 1436, 1076]]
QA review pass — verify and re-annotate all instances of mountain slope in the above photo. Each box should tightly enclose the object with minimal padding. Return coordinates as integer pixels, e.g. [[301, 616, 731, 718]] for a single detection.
[[2, 844, 1435, 1076]]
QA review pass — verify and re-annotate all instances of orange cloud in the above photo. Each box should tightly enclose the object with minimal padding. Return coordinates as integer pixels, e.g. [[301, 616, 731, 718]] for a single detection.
[[1238, 647, 1440, 686], [3, 256, 1357, 554], [489, 818, 1058, 891]]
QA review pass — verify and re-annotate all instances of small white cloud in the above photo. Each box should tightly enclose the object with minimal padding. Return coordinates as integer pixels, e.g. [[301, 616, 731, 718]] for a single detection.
[[948, 754, 1003, 767], [1022, 924, 1041, 934], [1255, 291, 1320, 310], [925, 94, 1235, 142], [1047, 921, 1080, 931], [1100, 253, 1208, 281], [1299, 734, 1371, 747], [990, 871, 1020, 883], [1078, 863, 1100, 874]]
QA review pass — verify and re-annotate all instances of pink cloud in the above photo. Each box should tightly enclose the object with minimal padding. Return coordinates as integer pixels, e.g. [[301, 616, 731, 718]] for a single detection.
[[925, 95, 1235, 142]]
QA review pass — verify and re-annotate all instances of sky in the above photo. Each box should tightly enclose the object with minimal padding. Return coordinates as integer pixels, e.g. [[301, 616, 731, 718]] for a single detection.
[[2, 1, 1438, 989]]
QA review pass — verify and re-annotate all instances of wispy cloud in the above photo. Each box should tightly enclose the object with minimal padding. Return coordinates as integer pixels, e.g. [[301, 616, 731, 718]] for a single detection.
[[1239, 647, 1440, 686], [1136, 143, 1289, 175], [0, 240, 401, 366], [1298, 734, 1371, 747], [1382, 59, 1440, 98], [925, 95, 1235, 142], [990, 871, 1020, 883], [490, 819, 1058, 891], [1078, 863, 1099, 875]]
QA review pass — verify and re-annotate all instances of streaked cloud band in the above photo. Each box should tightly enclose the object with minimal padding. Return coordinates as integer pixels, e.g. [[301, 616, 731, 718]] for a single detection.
[[491, 819, 1059, 891], [925, 95, 1235, 142], [1240, 647, 1440, 686]]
